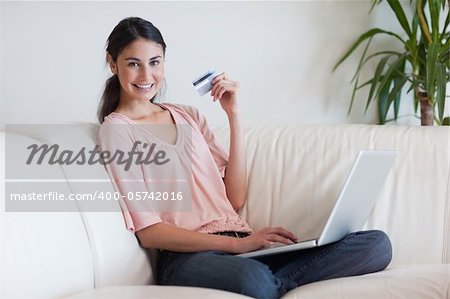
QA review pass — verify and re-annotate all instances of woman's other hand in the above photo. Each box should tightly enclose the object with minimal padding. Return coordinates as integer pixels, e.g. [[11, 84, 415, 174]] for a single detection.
[[233, 227, 299, 254]]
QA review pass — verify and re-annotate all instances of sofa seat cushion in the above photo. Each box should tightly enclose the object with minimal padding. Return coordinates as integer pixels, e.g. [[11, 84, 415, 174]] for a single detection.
[[62, 285, 253, 299], [283, 264, 450, 299], [62, 264, 450, 299]]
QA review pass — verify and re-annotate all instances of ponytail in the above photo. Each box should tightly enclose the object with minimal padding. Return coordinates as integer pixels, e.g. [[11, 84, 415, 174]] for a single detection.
[[97, 75, 120, 124]]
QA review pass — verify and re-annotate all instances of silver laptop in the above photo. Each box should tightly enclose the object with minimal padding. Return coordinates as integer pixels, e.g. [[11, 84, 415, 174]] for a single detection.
[[237, 150, 396, 258]]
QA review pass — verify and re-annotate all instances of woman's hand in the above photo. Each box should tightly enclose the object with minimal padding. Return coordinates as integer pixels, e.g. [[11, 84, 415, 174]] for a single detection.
[[210, 72, 240, 116], [232, 227, 299, 254]]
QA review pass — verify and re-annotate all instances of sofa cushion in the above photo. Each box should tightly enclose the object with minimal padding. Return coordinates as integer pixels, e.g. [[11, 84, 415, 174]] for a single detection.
[[62, 285, 253, 299], [446, 169, 450, 263], [61, 265, 450, 299], [282, 264, 450, 299]]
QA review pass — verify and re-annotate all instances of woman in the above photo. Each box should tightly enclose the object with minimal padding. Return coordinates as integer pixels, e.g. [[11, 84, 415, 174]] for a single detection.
[[97, 17, 392, 299]]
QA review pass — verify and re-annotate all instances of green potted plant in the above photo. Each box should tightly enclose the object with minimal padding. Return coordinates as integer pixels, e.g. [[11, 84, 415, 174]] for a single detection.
[[334, 0, 449, 125]]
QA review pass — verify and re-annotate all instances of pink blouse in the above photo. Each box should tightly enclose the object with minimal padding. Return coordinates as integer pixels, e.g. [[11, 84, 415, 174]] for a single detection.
[[98, 103, 252, 234]]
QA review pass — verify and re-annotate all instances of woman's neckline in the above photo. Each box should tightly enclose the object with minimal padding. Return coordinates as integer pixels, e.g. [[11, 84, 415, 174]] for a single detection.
[[110, 103, 181, 147]]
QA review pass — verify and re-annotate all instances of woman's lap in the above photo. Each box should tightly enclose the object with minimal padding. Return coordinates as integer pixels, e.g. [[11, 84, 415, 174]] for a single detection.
[[157, 230, 392, 299], [157, 250, 280, 298]]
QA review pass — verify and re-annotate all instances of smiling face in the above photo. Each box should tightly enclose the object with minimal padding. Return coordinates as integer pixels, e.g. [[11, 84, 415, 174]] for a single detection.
[[108, 38, 165, 104]]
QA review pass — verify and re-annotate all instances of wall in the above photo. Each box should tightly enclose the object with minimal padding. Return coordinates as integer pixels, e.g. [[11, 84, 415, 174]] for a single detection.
[[0, 3, 4, 125], [0, 1, 433, 127]]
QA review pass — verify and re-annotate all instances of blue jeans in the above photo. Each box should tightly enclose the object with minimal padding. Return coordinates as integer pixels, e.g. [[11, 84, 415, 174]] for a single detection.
[[157, 230, 392, 299]]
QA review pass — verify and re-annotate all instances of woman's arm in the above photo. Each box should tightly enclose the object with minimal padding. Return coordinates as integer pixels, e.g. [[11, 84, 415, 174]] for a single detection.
[[223, 112, 247, 210], [136, 222, 298, 253], [211, 73, 247, 210], [136, 222, 237, 252]]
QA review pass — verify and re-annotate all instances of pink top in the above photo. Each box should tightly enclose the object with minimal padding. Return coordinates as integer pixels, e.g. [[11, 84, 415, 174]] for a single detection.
[[98, 103, 252, 234]]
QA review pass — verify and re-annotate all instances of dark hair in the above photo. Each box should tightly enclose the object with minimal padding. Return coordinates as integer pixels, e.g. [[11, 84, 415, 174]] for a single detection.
[[97, 17, 167, 123]]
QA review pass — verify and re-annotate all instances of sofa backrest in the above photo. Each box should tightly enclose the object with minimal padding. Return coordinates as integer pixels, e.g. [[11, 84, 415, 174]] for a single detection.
[[1, 131, 95, 299], [1, 127, 154, 299], [214, 124, 450, 266]]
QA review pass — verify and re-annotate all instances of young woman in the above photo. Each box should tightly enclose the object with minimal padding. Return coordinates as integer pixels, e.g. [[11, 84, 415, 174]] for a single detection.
[[97, 17, 392, 299]]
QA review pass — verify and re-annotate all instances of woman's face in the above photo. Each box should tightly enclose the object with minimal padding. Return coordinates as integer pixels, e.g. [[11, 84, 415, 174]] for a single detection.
[[109, 38, 165, 104]]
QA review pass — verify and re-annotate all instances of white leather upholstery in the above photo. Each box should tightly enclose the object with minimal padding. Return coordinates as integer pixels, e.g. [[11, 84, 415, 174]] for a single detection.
[[3, 125, 155, 291], [214, 125, 450, 265], [283, 264, 450, 299], [1, 124, 449, 298], [0, 132, 94, 299], [63, 285, 253, 299]]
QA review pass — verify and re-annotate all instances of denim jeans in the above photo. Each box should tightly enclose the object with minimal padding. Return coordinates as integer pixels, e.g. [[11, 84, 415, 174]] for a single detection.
[[157, 230, 392, 299]]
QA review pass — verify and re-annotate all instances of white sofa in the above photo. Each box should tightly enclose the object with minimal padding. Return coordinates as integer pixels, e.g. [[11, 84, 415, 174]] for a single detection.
[[1, 123, 449, 299]]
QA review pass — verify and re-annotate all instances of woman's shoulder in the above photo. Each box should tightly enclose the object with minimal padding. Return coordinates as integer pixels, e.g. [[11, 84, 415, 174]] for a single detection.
[[160, 102, 198, 114], [101, 112, 131, 125], [98, 112, 134, 141], [160, 102, 203, 123]]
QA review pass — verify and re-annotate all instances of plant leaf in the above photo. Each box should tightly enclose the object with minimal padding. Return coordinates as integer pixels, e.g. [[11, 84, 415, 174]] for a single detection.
[[413, 88, 419, 113], [376, 54, 408, 99], [333, 28, 405, 71], [390, 76, 408, 120], [352, 50, 402, 82], [442, 4, 450, 38], [378, 80, 392, 124], [436, 62, 447, 122], [417, 36, 428, 80], [426, 43, 440, 102], [387, 0, 413, 37], [350, 37, 373, 83], [365, 56, 392, 113], [370, 0, 383, 13], [387, 56, 406, 120], [439, 42, 450, 63], [357, 76, 389, 90], [443, 117, 450, 126], [406, 83, 415, 94], [412, 8, 420, 37], [428, 0, 440, 42], [347, 38, 373, 115]]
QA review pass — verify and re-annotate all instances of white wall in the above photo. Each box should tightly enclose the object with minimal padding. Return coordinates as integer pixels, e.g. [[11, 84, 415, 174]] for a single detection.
[[0, 1, 425, 127], [0, 2, 4, 125]]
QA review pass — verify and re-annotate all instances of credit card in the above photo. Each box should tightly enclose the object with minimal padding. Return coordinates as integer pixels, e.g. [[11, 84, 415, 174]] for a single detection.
[[193, 69, 220, 96]]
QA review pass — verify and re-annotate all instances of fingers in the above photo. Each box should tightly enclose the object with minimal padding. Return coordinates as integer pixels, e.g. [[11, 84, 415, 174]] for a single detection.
[[266, 234, 295, 245], [240, 227, 299, 252], [210, 72, 238, 101], [259, 227, 299, 243], [211, 82, 233, 101], [262, 240, 273, 247], [210, 72, 226, 99], [211, 72, 227, 83]]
